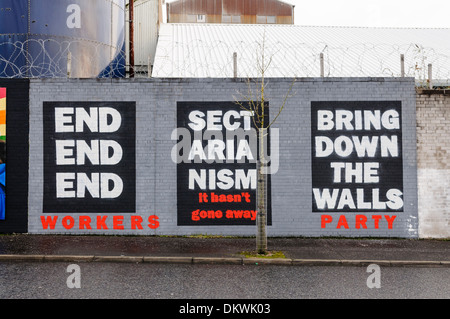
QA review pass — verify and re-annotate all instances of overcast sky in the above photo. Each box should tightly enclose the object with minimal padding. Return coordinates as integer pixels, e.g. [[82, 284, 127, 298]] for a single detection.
[[283, 0, 450, 28]]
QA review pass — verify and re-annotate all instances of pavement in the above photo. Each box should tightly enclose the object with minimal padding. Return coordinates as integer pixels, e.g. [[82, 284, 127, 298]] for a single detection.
[[0, 234, 449, 266]]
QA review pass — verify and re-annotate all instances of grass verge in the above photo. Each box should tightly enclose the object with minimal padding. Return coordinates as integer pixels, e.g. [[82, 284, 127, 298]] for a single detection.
[[239, 250, 286, 259]]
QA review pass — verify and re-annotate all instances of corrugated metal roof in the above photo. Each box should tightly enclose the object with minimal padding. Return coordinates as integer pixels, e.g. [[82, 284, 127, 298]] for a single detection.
[[152, 23, 450, 83]]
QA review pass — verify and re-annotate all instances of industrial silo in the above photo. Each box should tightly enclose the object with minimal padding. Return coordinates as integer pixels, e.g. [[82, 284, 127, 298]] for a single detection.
[[0, 0, 126, 78]]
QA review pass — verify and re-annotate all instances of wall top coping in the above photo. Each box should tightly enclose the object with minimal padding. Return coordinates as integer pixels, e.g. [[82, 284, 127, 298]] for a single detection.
[[416, 88, 450, 96], [28, 77, 415, 85]]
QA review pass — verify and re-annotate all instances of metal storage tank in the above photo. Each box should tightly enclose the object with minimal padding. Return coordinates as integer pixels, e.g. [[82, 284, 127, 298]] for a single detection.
[[0, 0, 126, 78]]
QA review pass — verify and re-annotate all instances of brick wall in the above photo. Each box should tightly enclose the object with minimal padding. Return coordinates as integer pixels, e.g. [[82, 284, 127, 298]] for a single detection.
[[416, 91, 450, 238], [27, 77, 418, 237]]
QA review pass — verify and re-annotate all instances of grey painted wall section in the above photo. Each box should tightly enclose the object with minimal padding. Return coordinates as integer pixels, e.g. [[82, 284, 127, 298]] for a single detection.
[[28, 77, 418, 237]]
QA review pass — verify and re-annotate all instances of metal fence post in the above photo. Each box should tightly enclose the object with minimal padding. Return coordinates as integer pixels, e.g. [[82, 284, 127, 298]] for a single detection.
[[428, 63, 433, 89], [400, 54, 405, 77], [67, 51, 72, 78], [320, 53, 324, 77], [233, 52, 237, 78]]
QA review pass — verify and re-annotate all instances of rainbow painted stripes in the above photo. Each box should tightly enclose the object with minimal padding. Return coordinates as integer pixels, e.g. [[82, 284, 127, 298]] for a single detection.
[[0, 88, 5, 141]]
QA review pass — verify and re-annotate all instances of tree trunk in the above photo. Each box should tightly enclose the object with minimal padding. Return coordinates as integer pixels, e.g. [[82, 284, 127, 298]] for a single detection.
[[256, 127, 267, 254]]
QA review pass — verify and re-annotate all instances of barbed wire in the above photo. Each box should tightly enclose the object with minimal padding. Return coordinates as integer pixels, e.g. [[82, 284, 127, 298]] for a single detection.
[[1, 38, 449, 88], [152, 38, 450, 87]]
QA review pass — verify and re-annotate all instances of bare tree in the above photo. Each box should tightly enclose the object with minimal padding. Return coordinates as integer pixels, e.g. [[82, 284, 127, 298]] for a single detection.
[[234, 28, 295, 254]]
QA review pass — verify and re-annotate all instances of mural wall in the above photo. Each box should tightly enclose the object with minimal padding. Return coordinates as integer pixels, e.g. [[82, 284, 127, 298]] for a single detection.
[[0, 79, 29, 234], [0, 87, 5, 220], [23, 78, 417, 237], [176, 101, 271, 226], [311, 101, 404, 230], [43, 102, 136, 213]]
